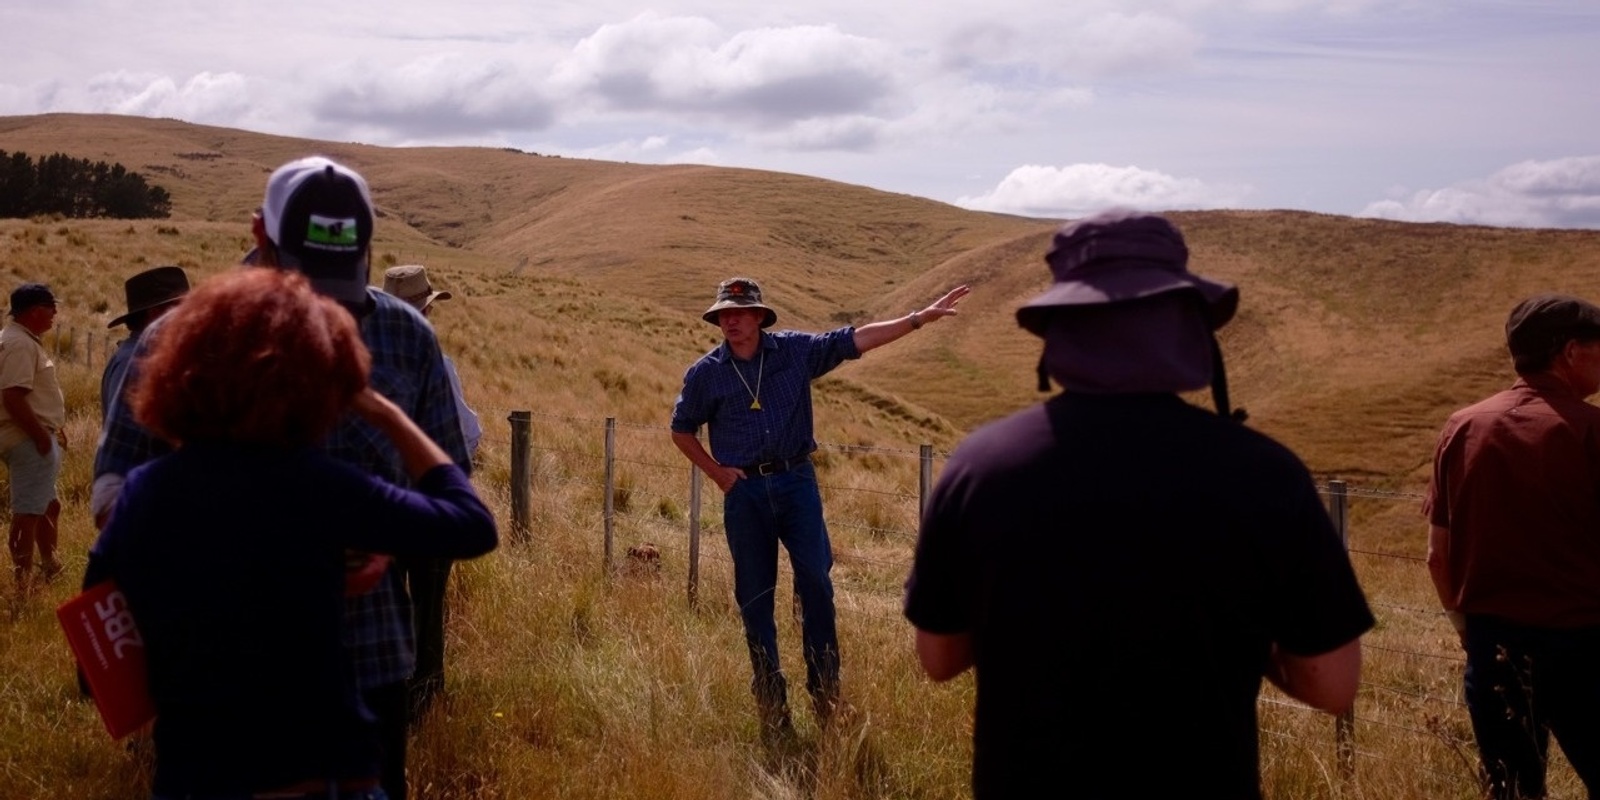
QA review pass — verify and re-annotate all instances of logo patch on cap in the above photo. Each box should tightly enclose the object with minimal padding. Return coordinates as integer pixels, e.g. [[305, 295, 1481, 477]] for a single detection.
[[304, 214, 361, 252]]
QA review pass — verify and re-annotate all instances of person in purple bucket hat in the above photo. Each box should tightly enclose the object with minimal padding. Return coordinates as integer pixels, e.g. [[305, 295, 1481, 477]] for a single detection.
[[904, 209, 1374, 799]]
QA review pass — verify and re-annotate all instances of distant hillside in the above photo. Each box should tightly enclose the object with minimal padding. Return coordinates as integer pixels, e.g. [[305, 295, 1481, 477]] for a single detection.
[[6, 112, 1600, 513]]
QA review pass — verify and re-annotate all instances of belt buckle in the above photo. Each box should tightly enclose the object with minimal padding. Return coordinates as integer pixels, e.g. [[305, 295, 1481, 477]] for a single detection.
[[757, 461, 778, 476]]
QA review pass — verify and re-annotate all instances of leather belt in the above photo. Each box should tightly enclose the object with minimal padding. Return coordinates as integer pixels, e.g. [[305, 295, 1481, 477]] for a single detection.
[[741, 455, 811, 477]]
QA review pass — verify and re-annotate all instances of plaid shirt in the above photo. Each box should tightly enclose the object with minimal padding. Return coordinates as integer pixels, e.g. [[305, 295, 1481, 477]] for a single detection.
[[93, 288, 471, 689], [670, 328, 860, 466]]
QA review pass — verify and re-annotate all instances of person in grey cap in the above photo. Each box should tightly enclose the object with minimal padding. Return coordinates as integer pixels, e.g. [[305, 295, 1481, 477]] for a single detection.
[[671, 276, 969, 741], [101, 265, 189, 421], [1426, 293, 1600, 800], [1, 282, 65, 590], [904, 209, 1371, 799]]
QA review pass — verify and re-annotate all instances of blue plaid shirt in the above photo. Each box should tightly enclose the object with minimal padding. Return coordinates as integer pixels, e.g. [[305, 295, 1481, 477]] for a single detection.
[[670, 328, 860, 466], [94, 288, 471, 689]]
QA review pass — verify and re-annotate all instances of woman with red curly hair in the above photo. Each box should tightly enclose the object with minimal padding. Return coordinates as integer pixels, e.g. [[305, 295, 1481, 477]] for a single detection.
[[84, 268, 497, 800]]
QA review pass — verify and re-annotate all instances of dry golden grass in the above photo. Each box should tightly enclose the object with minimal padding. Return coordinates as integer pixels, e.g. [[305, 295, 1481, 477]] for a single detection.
[[4, 113, 1600, 798]]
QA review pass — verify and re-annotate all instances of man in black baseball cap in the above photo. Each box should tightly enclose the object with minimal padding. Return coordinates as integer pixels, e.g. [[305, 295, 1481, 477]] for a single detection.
[[254, 156, 375, 306], [93, 155, 471, 800]]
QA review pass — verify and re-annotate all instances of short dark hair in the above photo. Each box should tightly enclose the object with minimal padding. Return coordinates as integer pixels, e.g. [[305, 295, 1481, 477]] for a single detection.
[[131, 268, 370, 447], [1506, 294, 1600, 374]]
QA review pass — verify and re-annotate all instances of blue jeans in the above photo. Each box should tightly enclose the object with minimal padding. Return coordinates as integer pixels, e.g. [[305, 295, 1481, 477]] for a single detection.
[[1463, 615, 1600, 800], [722, 463, 840, 709]]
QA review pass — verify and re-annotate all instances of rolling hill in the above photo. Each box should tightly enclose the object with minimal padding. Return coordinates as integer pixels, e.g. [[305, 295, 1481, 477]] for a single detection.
[[5, 112, 1600, 504]]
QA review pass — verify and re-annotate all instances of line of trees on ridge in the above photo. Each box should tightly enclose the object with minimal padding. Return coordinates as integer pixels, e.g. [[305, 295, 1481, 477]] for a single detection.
[[0, 150, 172, 219]]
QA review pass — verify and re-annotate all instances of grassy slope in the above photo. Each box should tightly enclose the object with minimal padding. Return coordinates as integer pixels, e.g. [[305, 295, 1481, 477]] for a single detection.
[[5, 113, 1600, 798]]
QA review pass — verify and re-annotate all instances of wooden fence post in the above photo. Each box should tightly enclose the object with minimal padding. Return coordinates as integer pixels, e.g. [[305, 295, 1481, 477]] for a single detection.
[[688, 463, 702, 608], [919, 444, 933, 518], [508, 411, 532, 543], [1327, 479, 1355, 781], [603, 417, 616, 573]]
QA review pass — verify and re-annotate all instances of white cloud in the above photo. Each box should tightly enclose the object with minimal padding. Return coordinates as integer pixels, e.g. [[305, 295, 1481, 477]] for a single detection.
[[3, 2, 1600, 225], [1059, 12, 1203, 74], [956, 163, 1252, 218], [1358, 156, 1600, 229], [940, 12, 1200, 79], [309, 54, 556, 138], [756, 115, 887, 151], [0, 70, 263, 128], [549, 14, 901, 127]]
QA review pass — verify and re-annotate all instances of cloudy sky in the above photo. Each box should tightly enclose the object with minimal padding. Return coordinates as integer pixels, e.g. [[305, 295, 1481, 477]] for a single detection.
[[4, 0, 1598, 228]]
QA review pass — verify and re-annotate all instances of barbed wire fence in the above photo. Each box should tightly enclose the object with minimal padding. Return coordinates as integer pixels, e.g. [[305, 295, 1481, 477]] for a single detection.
[[475, 406, 1528, 796], [41, 325, 122, 374], [40, 325, 1573, 795], [30, 321, 1500, 794]]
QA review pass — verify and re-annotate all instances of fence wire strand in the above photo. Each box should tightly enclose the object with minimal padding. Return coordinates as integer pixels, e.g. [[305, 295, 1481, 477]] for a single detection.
[[495, 410, 1508, 792]]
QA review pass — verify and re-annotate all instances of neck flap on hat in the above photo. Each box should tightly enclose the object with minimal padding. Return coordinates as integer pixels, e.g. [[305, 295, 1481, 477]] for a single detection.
[[1040, 293, 1215, 395], [1036, 294, 1248, 422]]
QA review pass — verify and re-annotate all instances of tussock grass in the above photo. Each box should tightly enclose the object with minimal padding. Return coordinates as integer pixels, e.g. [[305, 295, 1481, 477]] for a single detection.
[[3, 114, 1600, 797]]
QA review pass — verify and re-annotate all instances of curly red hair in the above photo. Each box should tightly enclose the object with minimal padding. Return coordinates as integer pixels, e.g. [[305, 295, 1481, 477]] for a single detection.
[[131, 268, 370, 447]]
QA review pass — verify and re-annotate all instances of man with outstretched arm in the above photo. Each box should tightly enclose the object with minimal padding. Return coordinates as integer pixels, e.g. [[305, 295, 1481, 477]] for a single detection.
[[670, 276, 968, 740]]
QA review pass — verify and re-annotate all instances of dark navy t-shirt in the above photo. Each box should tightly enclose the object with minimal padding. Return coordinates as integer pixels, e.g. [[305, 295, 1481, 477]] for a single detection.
[[905, 392, 1373, 799], [85, 443, 497, 796]]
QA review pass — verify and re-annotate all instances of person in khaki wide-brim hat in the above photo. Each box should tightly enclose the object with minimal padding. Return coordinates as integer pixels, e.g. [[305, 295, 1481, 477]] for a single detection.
[[670, 273, 970, 742], [701, 277, 778, 328], [383, 264, 452, 313], [382, 264, 480, 458], [905, 209, 1373, 799]]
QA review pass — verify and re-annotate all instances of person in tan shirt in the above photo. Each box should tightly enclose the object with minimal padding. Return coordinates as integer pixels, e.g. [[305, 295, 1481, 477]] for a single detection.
[[1, 283, 66, 589]]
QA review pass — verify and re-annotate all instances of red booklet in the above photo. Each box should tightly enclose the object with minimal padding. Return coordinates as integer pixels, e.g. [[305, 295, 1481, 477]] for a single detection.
[[57, 581, 156, 739]]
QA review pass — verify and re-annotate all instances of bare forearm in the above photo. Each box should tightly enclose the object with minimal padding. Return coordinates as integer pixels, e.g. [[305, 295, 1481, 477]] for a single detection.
[[671, 431, 719, 474], [915, 629, 974, 681], [852, 284, 971, 354], [353, 388, 452, 481], [672, 431, 743, 493], [853, 314, 923, 353], [1266, 639, 1362, 715]]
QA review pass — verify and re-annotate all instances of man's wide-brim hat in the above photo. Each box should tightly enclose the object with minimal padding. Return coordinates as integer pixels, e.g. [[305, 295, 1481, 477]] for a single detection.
[[1015, 210, 1239, 337], [702, 277, 777, 328], [383, 264, 452, 312], [108, 265, 189, 328]]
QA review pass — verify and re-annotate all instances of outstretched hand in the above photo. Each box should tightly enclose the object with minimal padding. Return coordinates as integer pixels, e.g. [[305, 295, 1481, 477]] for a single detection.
[[919, 284, 971, 324]]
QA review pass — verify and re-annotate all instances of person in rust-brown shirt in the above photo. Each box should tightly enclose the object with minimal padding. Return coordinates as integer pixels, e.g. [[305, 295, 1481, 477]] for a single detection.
[[1426, 294, 1600, 800]]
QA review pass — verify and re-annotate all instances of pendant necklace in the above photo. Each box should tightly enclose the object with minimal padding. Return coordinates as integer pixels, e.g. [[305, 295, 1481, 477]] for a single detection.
[[732, 350, 764, 410]]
